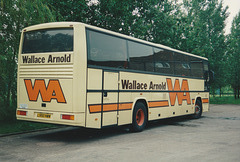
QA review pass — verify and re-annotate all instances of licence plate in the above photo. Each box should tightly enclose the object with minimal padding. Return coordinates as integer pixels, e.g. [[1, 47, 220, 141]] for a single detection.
[[37, 113, 51, 119]]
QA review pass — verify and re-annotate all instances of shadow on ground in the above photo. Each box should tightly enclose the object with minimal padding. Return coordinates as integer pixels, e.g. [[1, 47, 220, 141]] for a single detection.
[[27, 115, 197, 143]]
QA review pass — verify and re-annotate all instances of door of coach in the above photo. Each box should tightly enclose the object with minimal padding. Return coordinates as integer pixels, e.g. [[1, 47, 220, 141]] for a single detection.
[[86, 68, 119, 128], [102, 70, 119, 127]]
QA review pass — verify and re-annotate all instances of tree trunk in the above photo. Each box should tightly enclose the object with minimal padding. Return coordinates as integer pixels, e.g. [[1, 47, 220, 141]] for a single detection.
[[238, 87, 240, 99], [234, 88, 237, 99]]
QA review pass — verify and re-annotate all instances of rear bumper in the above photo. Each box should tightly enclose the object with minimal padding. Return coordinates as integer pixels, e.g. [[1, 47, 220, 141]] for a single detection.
[[16, 108, 85, 127]]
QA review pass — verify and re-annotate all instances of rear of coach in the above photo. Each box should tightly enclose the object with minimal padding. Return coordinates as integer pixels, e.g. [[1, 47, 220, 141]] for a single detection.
[[16, 22, 87, 126]]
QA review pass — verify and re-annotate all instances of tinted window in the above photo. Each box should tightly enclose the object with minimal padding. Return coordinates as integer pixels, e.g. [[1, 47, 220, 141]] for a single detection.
[[174, 52, 191, 77], [87, 30, 128, 68], [86, 29, 205, 78], [22, 28, 73, 54], [128, 41, 154, 72], [190, 57, 204, 78], [153, 48, 174, 74]]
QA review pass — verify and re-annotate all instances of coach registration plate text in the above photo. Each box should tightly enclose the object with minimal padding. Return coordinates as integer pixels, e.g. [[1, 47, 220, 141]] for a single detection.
[[37, 113, 51, 119]]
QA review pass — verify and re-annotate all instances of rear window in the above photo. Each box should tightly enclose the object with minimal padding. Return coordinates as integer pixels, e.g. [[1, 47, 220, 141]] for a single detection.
[[22, 28, 73, 54]]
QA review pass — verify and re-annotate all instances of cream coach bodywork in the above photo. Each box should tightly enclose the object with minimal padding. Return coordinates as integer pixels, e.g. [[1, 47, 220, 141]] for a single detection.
[[85, 69, 209, 128], [17, 22, 87, 126], [119, 72, 208, 121], [17, 22, 209, 129]]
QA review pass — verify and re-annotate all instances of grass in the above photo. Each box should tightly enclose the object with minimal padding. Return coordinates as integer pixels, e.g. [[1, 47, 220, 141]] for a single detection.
[[210, 95, 240, 104], [0, 120, 58, 135]]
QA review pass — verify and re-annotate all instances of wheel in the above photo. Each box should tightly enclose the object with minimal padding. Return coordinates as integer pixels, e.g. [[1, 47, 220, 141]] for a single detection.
[[131, 102, 147, 132], [192, 100, 202, 119]]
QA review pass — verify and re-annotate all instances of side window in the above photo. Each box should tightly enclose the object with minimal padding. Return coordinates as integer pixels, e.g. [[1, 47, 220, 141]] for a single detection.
[[174, 52, 191, 77], [190, 57, 204, 78], [87, 30, 127, 68], [153, 48, 174, 75], [128, 41, 154, 72]]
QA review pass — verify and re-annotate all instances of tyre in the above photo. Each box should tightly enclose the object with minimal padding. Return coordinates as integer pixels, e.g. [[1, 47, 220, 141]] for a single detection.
[[131, 102, 147, 132], [192, 100, 202, 119]]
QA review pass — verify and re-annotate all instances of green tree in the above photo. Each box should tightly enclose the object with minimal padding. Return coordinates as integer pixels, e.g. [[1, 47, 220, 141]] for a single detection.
[[227, 12, 240, 98], [0, 0, 56, 121], [181, 0, 228, 95], [47, 0, 87, 22], [130, 0, 179, 46], [47, 0, 177, 44]]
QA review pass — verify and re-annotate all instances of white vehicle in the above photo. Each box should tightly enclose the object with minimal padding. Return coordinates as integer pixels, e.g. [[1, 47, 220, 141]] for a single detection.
[[17, 22, 210, 131]]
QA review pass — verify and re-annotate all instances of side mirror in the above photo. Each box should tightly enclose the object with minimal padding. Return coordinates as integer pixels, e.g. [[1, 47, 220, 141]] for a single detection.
[[209, 70, 214, 84]]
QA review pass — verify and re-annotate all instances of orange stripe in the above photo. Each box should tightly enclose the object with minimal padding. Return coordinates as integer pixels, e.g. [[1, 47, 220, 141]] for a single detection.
[[89, 105, 101, 113], [192, 99, 195, 104], [192, 98, 209, 105], [103, 104, 118, 111], [149, 101, 169, 108], [202, 98, 209, 103], [89, 103, 133, 113], [119, 103, 132, 110]]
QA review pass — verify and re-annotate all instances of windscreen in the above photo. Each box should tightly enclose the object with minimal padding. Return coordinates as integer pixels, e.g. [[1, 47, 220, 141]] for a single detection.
[[22, 28, 73, 54]]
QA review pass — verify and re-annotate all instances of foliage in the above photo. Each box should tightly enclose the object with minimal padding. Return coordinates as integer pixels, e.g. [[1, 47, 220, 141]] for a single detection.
[[180, 0, 228, 94], [227, 11, 240, 98], [0, 0, 56, 121], [47, 0, 179, 45]]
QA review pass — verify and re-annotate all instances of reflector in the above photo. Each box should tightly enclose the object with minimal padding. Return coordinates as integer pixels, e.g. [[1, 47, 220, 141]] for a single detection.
[[17, 110, 27, 116], [61, 114, 74, 120]]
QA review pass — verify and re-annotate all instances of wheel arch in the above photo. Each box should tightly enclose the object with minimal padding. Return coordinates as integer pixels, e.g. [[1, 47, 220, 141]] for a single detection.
[[132, 98, 149, 121], [194, 96, 203, 107], [191, 96, 203, 119]]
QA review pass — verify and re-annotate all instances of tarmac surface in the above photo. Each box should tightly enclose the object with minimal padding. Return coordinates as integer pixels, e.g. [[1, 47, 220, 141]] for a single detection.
[[0, 104, 240, 162]]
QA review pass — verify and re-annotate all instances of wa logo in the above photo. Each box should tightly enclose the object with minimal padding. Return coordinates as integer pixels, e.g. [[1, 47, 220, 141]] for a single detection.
[[24, 79, 66, 103], [166, 78, 191, 106]]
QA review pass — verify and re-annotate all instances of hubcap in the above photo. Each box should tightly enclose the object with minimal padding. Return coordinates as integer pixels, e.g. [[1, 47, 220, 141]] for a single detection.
[[136, 109, 144, 126], [195, 105, 200, 114]]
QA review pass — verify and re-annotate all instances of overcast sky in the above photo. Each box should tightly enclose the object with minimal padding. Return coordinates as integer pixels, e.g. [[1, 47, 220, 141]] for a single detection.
[[222, 0, 240, 34]]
